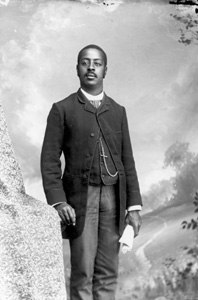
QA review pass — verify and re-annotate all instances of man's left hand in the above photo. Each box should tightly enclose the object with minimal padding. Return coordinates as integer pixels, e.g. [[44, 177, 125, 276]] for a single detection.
[[125, 210, 142, 237]]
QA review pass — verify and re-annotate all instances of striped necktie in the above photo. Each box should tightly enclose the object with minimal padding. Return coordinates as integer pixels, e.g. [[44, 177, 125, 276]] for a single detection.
[[89, 100, 102, 109]]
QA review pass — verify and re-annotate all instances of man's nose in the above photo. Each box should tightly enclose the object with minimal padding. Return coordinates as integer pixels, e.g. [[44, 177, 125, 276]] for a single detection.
[[88, 61, 95, 70]]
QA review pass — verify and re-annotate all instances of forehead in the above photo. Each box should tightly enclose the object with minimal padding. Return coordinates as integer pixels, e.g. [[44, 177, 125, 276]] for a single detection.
[[79, 48, 104, 61]]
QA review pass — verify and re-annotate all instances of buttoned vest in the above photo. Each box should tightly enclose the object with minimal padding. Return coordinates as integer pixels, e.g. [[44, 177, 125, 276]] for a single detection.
[[88, 101, 118, 186]]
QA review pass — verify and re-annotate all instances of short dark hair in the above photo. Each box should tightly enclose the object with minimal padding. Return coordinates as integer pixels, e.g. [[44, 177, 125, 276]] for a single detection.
[[77, 44, 107, 66]]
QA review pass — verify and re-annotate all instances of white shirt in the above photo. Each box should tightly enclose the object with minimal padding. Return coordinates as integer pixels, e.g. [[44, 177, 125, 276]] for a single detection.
[[81, 88, 104, 101]]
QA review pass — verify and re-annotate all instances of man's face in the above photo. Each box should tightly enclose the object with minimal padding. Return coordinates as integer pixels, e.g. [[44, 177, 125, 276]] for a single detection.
[[76, 48, 107, 93]]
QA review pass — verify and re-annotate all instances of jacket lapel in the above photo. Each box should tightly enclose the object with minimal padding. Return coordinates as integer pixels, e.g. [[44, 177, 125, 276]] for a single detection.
[[97, 93, 110, 115], [77, 89, 110, 115], [77, 89, 96, 114]]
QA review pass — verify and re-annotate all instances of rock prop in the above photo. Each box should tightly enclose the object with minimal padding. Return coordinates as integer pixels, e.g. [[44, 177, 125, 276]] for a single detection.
[[0, 102, 67, 300]]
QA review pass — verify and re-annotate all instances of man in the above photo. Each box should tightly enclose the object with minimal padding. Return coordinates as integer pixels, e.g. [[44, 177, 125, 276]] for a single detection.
[[41, 44, 142, 300]]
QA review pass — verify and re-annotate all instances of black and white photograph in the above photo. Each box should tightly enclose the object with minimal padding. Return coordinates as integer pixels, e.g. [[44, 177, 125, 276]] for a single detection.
[[0, 1, 198, 299]]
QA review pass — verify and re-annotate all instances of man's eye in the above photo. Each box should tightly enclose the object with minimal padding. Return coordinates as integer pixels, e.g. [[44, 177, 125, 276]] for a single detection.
[[81, 62, 88, 66], [94, 62, 102, 67]]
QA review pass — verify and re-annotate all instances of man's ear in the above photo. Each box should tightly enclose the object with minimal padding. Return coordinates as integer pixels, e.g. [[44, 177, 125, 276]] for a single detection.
[[103, 66, 107, 78], [76, 64, 79, 77]]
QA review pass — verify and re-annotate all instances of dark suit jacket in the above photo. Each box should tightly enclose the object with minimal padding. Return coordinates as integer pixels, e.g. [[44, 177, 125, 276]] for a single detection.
[[41, 89, 142, 239]]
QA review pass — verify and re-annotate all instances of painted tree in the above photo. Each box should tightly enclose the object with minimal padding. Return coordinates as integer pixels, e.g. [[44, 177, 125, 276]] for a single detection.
[[170, 11, 198, 45], [164, 141, 198, 205]]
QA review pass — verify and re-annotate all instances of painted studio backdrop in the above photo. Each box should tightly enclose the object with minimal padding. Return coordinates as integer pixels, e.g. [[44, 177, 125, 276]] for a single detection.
[[0, 0, 198, 299]]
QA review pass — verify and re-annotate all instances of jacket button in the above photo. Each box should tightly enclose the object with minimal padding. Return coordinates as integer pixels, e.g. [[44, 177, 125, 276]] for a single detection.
[[86, 153, 91, 158], [83, 174, 87, 178], [90, 133, 95, 137]]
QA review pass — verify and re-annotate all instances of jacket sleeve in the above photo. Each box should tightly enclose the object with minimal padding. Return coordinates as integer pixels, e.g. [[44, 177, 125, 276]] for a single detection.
[[40, 103, 67, 205], [121, 107, 142, 207]]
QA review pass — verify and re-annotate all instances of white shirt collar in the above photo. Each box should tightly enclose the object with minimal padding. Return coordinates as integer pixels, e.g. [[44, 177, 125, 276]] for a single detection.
[[80, 88, 104, 101]]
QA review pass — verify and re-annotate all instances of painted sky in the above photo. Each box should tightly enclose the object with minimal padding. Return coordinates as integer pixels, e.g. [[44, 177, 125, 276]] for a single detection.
[[0, 0, 198, 203]]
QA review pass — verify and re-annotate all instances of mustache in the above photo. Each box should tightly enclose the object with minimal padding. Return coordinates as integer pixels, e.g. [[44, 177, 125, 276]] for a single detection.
[[86, 72, 97, 77]]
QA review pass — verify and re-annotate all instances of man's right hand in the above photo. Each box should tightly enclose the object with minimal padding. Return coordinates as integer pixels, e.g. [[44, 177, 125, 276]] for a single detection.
[[55, 203, 76, 226]]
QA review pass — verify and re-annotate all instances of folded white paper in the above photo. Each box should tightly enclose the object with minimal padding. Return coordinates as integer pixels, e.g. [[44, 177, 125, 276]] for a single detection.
[[119, 225, 134, 254]]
